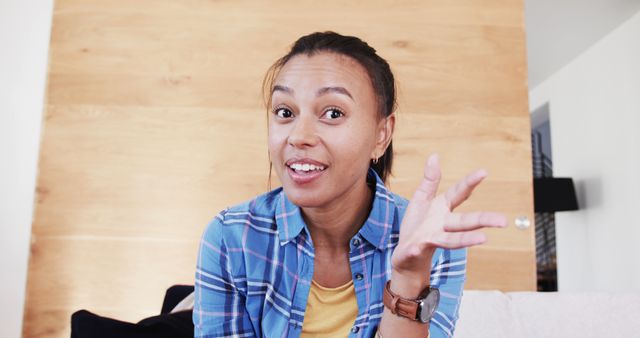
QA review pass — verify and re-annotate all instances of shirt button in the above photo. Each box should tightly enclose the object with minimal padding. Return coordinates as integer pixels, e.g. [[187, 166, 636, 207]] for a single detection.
[[352, 238, 361, 246], [352, 326, 360, 333], [354, 273, 363, 281]]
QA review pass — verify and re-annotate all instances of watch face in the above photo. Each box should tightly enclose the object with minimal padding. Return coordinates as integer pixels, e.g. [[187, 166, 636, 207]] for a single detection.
[[418, 288, 440, 323]]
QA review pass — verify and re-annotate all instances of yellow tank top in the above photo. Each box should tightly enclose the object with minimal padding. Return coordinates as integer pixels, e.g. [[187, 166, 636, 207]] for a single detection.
[[300, 279, 358, 337]]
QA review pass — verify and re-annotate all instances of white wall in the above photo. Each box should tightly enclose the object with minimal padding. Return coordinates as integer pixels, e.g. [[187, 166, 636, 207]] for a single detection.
[[0, 0, 54, 336], [529, 10, 640, 292], [525, 0, 640, 87]]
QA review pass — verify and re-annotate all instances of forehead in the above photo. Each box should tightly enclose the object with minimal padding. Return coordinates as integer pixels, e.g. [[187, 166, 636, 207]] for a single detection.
[[275, 52, 373, 92]]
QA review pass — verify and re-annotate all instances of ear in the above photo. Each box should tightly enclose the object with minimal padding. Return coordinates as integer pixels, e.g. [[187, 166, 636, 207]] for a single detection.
[[371, 114, 395, 160]]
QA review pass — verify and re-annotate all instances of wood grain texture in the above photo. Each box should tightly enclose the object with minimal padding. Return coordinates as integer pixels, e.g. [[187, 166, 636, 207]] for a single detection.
[[25, 0, 533, 336]]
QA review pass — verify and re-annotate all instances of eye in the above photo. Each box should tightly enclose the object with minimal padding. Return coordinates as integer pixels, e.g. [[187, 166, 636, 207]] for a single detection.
[[322, 107, 345, 120], [274, 107, 293, 119]]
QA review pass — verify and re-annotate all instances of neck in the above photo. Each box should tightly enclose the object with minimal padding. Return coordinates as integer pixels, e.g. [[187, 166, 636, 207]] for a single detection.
[[301, 176, 374, 252]]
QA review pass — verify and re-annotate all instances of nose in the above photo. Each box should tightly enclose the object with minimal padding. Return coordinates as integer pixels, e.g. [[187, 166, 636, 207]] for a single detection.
[[288, 114, 318, 148]]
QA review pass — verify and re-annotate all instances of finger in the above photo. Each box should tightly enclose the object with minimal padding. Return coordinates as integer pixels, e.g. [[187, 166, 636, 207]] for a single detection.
[[444, 169, 488, 210], [412, 153, 441, 203], [444, 212, 508, 232], [432, 231, 487, 249]]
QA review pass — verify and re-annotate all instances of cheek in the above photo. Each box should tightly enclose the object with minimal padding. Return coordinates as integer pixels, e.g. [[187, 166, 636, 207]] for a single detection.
[[267, 124, 287, 158], [329, 124, 377, 162]]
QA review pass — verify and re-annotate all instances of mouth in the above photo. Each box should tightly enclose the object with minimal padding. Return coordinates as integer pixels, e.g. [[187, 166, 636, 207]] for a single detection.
[[285, 159, 327, 184]]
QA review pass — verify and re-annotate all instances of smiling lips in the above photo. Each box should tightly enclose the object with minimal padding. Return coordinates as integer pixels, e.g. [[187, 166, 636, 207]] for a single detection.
[[286, 158, 327, 184]]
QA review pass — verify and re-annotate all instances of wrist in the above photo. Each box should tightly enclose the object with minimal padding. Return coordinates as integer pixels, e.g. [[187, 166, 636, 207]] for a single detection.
[[389, 245, 436, 297], [390, 267, 430, 298]]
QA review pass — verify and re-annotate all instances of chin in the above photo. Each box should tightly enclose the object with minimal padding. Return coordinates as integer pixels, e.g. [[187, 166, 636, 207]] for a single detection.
[[281, 184, 328, 208]]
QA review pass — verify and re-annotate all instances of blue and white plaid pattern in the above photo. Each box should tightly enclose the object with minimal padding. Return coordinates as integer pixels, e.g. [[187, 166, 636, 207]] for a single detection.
[[194, 169, 466, 338]]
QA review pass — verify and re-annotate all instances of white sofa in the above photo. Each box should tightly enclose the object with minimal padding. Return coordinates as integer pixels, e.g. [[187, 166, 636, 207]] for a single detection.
[[455, 291, 640, 338]]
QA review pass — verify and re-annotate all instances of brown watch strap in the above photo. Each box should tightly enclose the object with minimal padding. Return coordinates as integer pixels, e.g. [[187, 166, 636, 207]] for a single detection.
[[382, 280, 425, 321]]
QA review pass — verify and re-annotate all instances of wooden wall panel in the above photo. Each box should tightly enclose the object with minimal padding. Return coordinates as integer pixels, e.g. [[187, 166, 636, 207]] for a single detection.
[[25, 0, 533, 336]]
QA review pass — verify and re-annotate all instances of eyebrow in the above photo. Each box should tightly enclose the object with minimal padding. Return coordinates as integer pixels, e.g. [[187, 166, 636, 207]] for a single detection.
[[272, 85, 354, 101]]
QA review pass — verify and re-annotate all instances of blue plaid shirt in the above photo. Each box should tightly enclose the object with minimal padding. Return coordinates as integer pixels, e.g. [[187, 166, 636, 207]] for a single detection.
[[194, 170, 466, 338]]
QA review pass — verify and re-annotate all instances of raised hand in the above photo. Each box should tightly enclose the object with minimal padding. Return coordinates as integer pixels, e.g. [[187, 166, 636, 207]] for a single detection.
[[391, 154, 507, 283]]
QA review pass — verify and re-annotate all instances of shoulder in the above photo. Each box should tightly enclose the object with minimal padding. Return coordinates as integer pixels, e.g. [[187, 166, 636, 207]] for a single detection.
[[202, 188, 283, 245], [384, 190, 408, 226], [388, 191, 408, 211]]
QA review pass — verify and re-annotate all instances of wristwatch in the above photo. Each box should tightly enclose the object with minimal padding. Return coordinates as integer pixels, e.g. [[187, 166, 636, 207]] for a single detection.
[[382, 280, 440, 324]]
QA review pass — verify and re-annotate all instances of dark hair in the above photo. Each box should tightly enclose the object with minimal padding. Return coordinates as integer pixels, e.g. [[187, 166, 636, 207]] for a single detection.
[[263, 31, 397, 183]]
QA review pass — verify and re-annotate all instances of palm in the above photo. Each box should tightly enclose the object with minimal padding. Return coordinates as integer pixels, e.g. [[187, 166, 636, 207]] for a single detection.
[[392, 154, 507, 273]]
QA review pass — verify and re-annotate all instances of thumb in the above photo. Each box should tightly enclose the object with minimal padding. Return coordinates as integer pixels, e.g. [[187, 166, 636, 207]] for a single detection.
[[412, 153, 441, 203]]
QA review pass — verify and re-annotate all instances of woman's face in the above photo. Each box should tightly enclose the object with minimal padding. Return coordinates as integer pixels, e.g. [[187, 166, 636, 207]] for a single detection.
[[268, 52, 393, 209]]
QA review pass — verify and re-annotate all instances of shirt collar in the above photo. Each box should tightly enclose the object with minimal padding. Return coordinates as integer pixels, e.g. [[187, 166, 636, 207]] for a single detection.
[[275, 168, 396, 250], [275, 187, 308, 245]]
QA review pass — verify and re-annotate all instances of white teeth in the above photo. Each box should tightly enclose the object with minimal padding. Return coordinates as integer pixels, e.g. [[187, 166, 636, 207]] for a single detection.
[[289, 163, 326, 172]]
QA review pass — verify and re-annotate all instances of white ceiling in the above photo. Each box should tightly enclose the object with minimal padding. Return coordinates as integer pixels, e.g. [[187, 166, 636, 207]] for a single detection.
[[525, 0, 640, 88]]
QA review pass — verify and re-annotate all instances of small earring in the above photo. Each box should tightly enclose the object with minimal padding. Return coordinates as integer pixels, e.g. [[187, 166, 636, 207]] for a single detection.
[[372, 157, 379, 164]]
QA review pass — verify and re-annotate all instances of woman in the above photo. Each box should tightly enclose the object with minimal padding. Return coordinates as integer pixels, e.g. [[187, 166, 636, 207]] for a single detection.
[[194, 31, 506, 338]]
